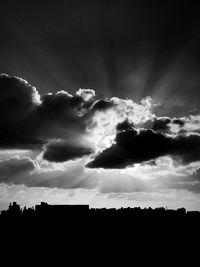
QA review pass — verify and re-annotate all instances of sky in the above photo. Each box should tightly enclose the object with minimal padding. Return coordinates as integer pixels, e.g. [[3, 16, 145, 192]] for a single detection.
[[1, 0, 200, 210]]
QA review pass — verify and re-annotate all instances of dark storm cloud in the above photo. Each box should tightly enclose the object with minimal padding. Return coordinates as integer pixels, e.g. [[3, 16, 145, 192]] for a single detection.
[[0, 73, 155, 163], [116, 120, 134, 132], [152, 117, 185, 132], [87, 127, 200, 169], [0, 156, 98, 189], [2, 73, 200, 165], [172, 119, 185, 127], [43, 141, 93, 162], [0, 157, 37, 184], [152, 117, 171, 131], [35, 91, 87, 137], [0, 74, 95, 160], [0, 73, 44, 149]]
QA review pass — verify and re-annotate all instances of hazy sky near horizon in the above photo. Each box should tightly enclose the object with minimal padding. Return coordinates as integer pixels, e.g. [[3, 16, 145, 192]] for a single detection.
[[1, 0, 200, 210]]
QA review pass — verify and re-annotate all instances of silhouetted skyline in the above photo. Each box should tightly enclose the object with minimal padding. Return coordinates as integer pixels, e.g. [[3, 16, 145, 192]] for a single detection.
[[1, 202, 200, 220]]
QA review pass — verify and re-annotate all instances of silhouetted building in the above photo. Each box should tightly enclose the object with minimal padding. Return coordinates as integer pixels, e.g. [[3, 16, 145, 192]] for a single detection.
[[1, 202, 22, 217]]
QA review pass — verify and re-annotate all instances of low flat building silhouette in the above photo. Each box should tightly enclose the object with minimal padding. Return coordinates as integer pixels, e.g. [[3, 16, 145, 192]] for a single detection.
[[35, 202, 89, 218]]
